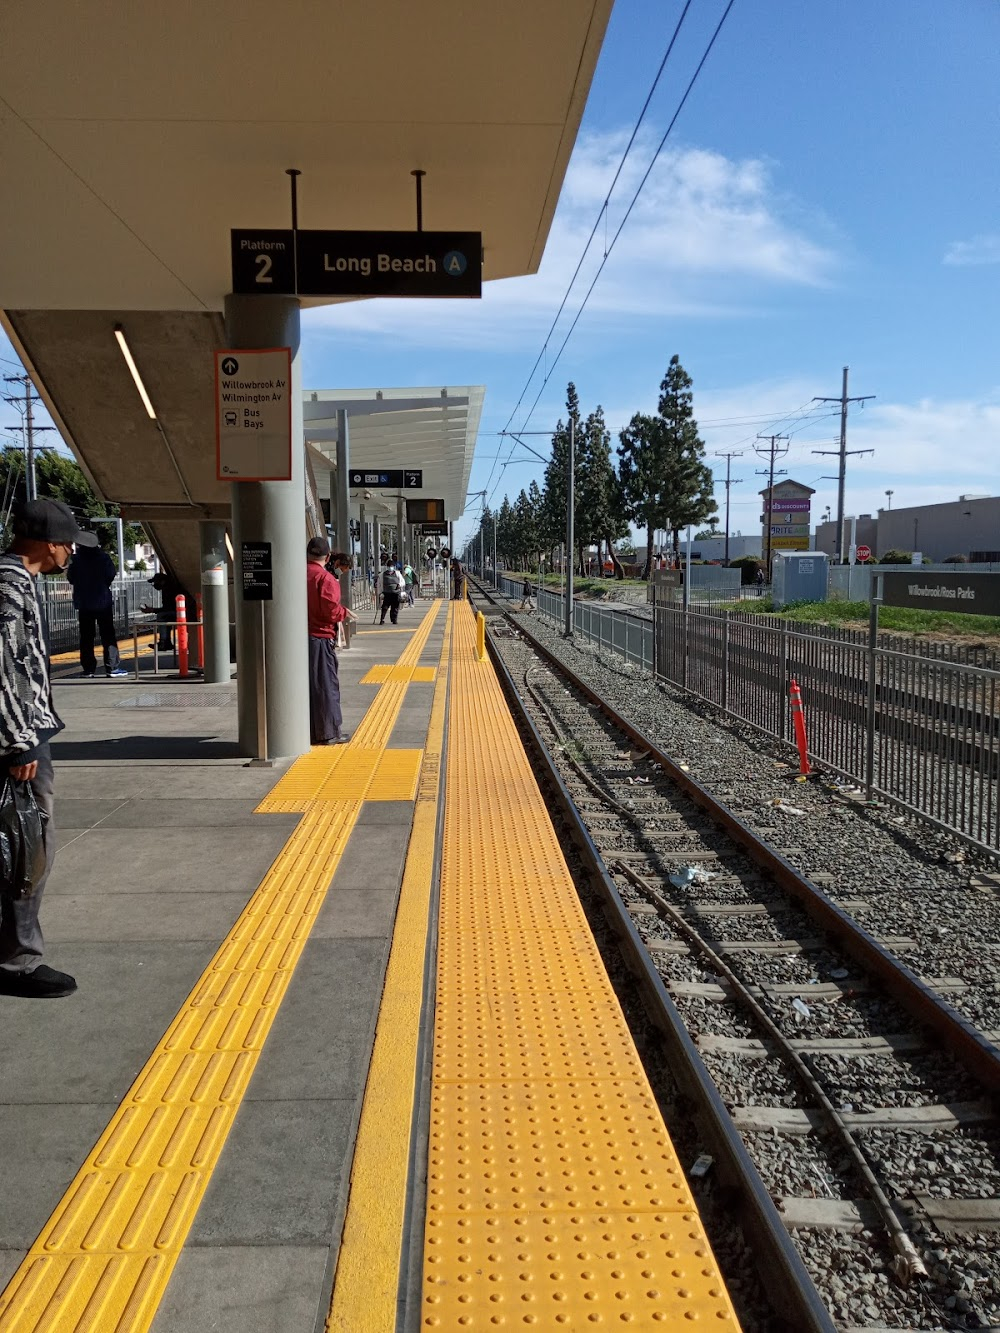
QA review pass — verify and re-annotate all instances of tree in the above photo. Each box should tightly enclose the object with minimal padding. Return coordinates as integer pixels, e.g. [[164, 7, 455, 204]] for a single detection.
[[617, 355, 717, 576], [540, 384, 581, 560], [695, 526, 720, 540], [495, 496, 516, 566], [1, 445, 143, 553], [575, 405, 628, 578]]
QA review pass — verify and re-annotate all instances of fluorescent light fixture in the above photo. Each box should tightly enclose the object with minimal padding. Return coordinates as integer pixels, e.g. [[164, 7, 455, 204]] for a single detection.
[[114, 325, 157, 419], [225, 533, 234, 562]]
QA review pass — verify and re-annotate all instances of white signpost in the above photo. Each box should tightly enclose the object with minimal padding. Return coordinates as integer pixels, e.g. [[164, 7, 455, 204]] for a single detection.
[[215, 348, 292, 481]]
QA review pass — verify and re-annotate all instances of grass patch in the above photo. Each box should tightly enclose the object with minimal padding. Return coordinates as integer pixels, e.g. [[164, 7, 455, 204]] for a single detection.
[[735, 598, 1000, 640]]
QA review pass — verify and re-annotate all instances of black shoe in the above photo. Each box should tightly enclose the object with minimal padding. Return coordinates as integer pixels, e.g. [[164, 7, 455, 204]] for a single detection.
[[0, 964, 78, 998], [79, 670, 95, 678]]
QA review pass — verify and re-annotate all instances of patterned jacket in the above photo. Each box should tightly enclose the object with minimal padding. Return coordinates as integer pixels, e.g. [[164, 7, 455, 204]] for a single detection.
[[0, 554, 63, 763]]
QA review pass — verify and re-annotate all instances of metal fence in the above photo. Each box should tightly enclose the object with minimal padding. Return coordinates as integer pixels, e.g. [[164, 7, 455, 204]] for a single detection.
[[38, 574, 151, 653], [492, 573, 1000, 856]]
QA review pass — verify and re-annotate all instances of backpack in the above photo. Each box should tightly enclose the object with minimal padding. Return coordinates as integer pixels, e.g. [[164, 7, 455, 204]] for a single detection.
[[382, 569, 397, 595]]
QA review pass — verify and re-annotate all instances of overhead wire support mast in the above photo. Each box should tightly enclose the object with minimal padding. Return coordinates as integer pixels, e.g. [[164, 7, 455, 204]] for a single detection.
[[713, 450, 743, 566], [812, 366, 875, 564], [3, 372, 57, 502], [754, 434, 789, 576]]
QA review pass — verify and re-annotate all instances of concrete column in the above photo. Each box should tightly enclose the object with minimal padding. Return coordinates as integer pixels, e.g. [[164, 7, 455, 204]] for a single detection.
[[396, 496, 405, 566], [373, 517, 381, 567], [199, 520, 231, 683], [226, 294, 309, 760]]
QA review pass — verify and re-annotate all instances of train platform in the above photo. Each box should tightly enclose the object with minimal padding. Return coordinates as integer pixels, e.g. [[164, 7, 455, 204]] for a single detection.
[[0, 600, 739, 1332]]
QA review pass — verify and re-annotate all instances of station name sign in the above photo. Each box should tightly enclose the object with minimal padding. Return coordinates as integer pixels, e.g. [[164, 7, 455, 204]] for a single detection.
[[232, 229, 482, 299], [880, 571, 1000, 617]]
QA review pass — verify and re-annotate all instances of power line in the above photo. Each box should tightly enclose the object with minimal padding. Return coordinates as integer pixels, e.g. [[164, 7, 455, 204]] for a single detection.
[[754, 434, 789, 573], [3, 373, 56, 501], [713, 450, 743, 565], [486, 0, 736, 504]]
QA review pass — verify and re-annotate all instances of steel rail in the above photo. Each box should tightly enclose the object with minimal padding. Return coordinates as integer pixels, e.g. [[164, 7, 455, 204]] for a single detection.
[[473, 581, 1000, 1097], [482, 614, 838, 1333]]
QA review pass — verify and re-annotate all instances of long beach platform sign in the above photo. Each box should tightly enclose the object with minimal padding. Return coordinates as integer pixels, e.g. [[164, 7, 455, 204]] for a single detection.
[[880, 570, 1000, 617], [231, 229, 482, 298], [215, 348, 292, 481]]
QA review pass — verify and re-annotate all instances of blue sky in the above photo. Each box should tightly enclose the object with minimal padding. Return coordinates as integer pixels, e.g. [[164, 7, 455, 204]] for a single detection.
[[4, 0, 999, 547]]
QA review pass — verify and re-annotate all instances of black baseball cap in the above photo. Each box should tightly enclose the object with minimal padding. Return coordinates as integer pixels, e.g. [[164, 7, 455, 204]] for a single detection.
[[12, 499, 99, 547], [306, 536, 331, 559]]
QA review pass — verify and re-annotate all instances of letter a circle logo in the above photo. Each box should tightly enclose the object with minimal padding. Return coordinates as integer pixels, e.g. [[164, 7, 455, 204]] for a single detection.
[[443, 251, 467, 277]]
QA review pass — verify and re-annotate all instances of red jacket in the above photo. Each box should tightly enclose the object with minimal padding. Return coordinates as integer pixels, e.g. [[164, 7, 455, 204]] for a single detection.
[[307, 561, 348, 638]]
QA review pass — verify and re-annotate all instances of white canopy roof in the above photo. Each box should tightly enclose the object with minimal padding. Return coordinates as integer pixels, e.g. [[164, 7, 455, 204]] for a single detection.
[[303, 386, 484, 521]]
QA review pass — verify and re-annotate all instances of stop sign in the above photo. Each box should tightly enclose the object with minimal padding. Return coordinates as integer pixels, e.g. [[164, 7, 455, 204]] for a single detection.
[[856, 544, 872, 562]]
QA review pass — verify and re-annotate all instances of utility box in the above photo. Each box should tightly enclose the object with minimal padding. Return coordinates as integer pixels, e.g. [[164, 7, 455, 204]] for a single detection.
[[772, 550, 828, 608]]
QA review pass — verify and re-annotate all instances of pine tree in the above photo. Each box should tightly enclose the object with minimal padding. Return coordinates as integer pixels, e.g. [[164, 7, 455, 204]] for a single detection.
[[617, 355, 717, 575], [540, 384, 581, 563]]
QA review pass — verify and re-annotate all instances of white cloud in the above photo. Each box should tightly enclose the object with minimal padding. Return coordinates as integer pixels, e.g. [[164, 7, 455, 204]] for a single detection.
[[304, 131, 839, 350], [944, 234, 1000, 266]]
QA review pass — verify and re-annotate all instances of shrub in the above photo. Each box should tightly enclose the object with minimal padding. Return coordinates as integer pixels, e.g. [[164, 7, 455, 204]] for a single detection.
[[942, 553, 969, 563], [878, 549, 914, 565], [729, 555, 766, 584]]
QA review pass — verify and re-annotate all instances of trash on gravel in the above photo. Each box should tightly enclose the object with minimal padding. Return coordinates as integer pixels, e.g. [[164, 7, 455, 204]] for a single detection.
[[669, 865, 714, 888], [792, 997, 811, 1022], [625, 776, 650, 786], [828, 968, 850, 980], [772, 799, 806, 815], [689, 1154, 714, 1178]]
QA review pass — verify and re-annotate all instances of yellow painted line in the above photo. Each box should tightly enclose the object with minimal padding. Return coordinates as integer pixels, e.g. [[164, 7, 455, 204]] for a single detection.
[[0, 602, 445, 1333], [360, 664, 436, 685], [326, 604, 452, 1333], [50, 632, 156, 666], [420, 604, 742, 1328]]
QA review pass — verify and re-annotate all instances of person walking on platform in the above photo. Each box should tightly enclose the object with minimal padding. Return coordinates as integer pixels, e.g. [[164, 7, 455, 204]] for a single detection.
[[67, 543, 127, 677], [403, 561, 416, 605], [451, 556, 464, 600], [307, 539, 355, 746], [0, 499, 95, 998], [379, 560, 402, 624], [518, 577, 536, 613]]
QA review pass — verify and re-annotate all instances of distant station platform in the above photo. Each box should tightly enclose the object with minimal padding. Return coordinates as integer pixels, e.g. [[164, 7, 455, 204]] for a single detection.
[[0, 601, 739, 1332]]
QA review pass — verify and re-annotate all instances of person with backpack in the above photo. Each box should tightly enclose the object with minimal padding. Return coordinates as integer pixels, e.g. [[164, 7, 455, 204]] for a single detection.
[[379, 560, 402, 624], [403, 562, 416, 604], [518, 577, 536, 613]]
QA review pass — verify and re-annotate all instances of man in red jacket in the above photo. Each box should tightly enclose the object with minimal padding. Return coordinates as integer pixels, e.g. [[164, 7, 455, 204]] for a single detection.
[[306, 538, 356, 745]]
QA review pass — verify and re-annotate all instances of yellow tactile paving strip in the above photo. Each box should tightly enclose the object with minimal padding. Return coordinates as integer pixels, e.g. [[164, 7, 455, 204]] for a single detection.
[[326, 604, 452, 1332], [360, 664, 436, 685], [0, 601, 443, 1333], [421, 605, 741, 1328]]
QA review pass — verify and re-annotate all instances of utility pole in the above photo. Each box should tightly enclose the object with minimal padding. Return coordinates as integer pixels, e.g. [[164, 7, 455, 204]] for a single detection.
[[565, 416, 575, 638], [3, 373, 56, 501], [884, 489, 893, 510], [812, 367, 875, 563], [713, 451, 743, 565], [754, 435, 789, 575]]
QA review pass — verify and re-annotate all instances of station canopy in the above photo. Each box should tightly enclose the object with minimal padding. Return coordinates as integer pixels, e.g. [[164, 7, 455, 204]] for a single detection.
[[304, 387, 483, 522]]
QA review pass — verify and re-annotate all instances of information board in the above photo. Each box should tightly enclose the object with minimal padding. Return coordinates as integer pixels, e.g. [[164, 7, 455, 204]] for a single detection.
[[348, 469, 422, 489], [216, 349, 292, 481], [231, 229, 482, 298], [241, 541, 273, 601], [406, 498, 445, 523]]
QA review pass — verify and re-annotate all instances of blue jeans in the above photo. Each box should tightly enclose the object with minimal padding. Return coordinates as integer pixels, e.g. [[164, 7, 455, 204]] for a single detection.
[[0, 744, 55, 974]]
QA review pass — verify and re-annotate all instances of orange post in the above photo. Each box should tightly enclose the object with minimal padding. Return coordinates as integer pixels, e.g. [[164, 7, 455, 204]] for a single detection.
[[195, 593, 205, 672], [789, 677, 810, 775], [175, 593, 189, 678]]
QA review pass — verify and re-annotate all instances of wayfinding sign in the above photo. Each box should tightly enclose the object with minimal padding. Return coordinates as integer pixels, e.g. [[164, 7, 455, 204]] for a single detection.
[[879, 571, 1000, 617], [241, 542, 273, 601], [349, 469, 422, 489], [216, 349, 292, 481], [231, 229, 482, 298]]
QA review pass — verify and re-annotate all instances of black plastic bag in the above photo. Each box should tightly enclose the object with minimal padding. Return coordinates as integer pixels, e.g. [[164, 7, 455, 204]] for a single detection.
[[0, 776, 47, 900]]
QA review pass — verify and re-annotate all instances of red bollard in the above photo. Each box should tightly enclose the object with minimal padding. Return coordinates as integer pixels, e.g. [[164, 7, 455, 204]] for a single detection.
[[175, 593, 189, 678], [195, 594, 205, 672], [789, 678, 810, 775]]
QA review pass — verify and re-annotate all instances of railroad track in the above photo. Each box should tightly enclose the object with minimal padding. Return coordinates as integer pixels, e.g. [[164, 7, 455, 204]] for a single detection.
[[471, 584, 1000, 1333]]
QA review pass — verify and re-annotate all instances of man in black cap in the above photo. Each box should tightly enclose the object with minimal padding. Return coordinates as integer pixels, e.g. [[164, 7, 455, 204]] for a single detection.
[[0, 498, 96, 997]]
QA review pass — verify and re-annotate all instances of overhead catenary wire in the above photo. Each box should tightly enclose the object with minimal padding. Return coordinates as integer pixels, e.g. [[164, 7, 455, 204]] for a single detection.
[[480, 1, 701, 504]]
